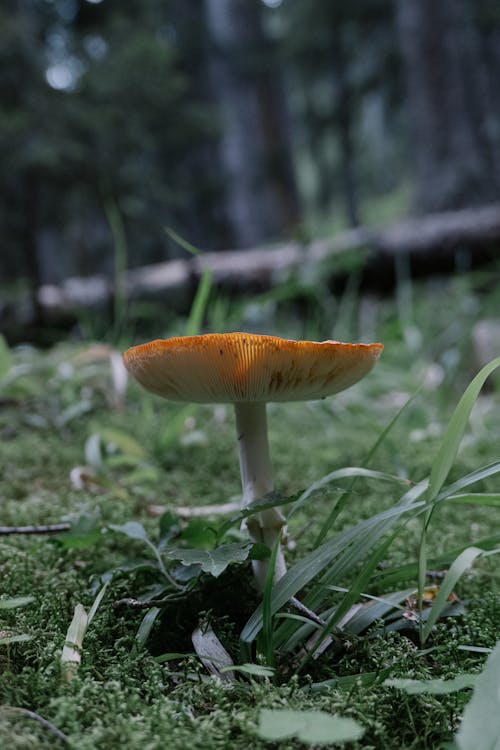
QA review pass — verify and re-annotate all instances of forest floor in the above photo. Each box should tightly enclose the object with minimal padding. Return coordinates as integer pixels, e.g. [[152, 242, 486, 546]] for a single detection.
[[1, 269, 500, 749]]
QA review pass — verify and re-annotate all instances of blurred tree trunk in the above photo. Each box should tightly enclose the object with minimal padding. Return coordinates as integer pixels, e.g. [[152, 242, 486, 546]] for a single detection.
[[333, 51, 360, 228], [397, 0, 500, 213], [23, 173, 43, 325], [204, 0, 300, 248]]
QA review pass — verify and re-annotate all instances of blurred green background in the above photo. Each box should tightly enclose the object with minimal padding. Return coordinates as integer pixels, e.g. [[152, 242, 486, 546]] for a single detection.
[[1, 0, 500, 339]]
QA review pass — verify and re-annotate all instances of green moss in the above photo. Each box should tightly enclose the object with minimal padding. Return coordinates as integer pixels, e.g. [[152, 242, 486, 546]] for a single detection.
[[1, 273, 500, 748]]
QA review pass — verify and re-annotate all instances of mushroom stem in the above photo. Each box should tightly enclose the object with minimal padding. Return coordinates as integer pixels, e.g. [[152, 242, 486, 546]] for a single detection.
[[234, 401, 287, 588]]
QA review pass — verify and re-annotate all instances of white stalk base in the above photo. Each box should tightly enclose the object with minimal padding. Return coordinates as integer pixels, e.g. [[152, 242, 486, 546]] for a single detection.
[[234, 401, 287, 589]]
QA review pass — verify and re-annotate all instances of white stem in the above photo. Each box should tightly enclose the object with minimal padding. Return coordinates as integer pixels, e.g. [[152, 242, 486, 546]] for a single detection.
[[234, 401, 287, 588]]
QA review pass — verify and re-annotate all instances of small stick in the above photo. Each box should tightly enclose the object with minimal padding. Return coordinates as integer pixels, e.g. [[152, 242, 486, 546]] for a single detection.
[[0, 523, 70, 536], [113, 594, 185, 610], [0, 706, 70, 744], [289, 596, 327, 627]]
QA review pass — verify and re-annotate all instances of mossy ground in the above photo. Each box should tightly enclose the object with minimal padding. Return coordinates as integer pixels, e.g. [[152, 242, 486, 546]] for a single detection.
[[1, 272, 499, 749]]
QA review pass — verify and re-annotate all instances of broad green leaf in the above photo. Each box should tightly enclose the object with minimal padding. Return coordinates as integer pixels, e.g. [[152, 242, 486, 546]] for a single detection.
[[422, 547, 483, 642], [109, 521, 150, 542], [427, 356, 500, 502], [57, 513, 102, 550], [456, 641, 500, 750], [165, 541, 254, 577], [386, 675, 477, 695], [257, 709, 364, 745], [180, 519, 217, 549]]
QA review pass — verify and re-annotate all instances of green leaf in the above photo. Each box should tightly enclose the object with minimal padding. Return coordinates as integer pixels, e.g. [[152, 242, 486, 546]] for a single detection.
[[185, 268, 212, 337], [456, 641, 500, 750], [57, 513, 102, 550], [0, 634, 32, 646], [447, 493, 500, 508], [242, 494, 426, 646], [165, 542, 254, 577], [386, 675, 477, 695], [55, 400, 93, 427], [98, 428, 146, 459], [290, 467, 410, 517], [257, 709, 364, 745], [0, 334, 12, 381], [311, 667, 394, 692], [109, 521, 150, 542], [225, 664, 275, 678], [427, 356, 500, 502], [0, 596, 35, 610], [422, 547, 483, 643], [135, 607, 161, 649], [165, 226, 201, 256], [180, 519, 217, 549]]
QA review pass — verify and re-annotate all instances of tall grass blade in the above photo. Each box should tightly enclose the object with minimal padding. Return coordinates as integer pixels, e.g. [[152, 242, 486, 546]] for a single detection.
[[297, 531, 397, 671], [240, 497, 425, 646], [290, 467, 410, 517], [135, 607, 161, 649], [422, 547, 483, 643], [418, 357, 500, 643], [446, 493, 500, 508], [260, 530, 282, 668], [165, 226, 201, 256], [184, 269, 212, 337], [427, 357, 500, 503], [273, 481, 428, 649], [105, 196, 128, 334], [456, 640, 500, 750], [306, 388, 421, 544]]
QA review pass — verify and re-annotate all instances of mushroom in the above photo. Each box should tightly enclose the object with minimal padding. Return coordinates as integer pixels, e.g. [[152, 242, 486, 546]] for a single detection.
[[123, 333, 383, 588]]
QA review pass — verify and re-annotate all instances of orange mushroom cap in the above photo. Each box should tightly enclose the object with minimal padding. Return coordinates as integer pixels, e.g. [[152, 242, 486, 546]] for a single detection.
[[123, 333, 383, 404]]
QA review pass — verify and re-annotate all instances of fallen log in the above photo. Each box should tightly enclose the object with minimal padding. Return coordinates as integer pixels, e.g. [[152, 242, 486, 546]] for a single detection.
[[37, 204, 500, 316]]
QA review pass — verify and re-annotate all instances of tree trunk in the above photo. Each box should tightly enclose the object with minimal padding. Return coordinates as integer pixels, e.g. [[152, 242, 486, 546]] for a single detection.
[[396, 0, 499, 213], [204, 0, 300, 248]]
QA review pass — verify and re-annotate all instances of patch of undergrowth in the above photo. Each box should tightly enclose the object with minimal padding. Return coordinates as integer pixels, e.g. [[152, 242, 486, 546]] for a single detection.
[[1, 273, 500, 748]]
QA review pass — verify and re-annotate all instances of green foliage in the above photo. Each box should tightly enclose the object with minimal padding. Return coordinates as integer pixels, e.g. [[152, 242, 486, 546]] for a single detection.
[[455, 641, 500, 749], [257, 708, 365, 745], [1, 276, 500, 748]]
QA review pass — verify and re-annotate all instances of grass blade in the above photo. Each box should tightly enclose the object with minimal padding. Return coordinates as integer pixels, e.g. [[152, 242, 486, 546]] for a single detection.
[[240, 497, 425, 646], [419, 357, 500, 643], [446, 493, 500, 508], [260, 530, 283, 668], [185, 268, 212, 337], [422, 547, 483, 643], [297, 531, 398, 671], [427, 356, 500, 503], [456, 640, 500, 750], [61, 603, 88, 681]]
